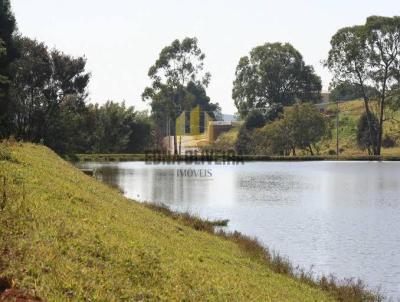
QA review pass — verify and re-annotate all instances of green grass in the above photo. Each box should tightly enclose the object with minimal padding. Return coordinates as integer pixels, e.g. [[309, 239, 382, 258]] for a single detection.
[[207, 99, 400, 157], [320, 99, 400, 156], [0, 142, 340, 301], [212, 126, 240, 151], [75, 153, 147, 162], [143, 204, 382, 302]]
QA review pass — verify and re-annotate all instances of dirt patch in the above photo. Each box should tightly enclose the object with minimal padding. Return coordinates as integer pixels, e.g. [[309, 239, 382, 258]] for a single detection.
[[0, 278, 42, 302], [0, 277, 11, 293], [0, 289, 42, 302]]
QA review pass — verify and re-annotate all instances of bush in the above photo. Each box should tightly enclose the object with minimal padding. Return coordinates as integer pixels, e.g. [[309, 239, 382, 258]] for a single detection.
[[356, 112, 379, 155], [265, 103, 284, 122], [328, 149, 336, 156], [382, 135, 396, 148], [244, 110, 265, 130], [235, 127, 254, 155]]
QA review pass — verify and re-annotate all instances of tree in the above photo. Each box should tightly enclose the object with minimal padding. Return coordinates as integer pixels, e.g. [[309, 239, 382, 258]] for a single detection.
[[0, 0, 17, 137], [284, 103, 329, 155], [329, 82, 378, 102], [326, 16, 400, 155], [10, 37, 52, 141], [254, 103, 329, 156], [264, 103, 283, 123], [185, 81, 220, 119], [88, 101, 135, 153], [9, 37, 90, 152], [125, 110, 153, 153], [235, 127, 253, 155], [232, 42, 322, 119], [0, 38, 7, 89], [142, 37, 211, 154], [357, 112, 379, 155], [82, 102, 153, 154], [254, 119, 292, 155], [244, 109, 265, 130]]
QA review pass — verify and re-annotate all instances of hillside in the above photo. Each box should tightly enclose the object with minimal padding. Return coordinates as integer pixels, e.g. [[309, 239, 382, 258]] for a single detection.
[[213, 99, 400, 157], [0, 143, 334, 301], [321, 99, 400, 156]]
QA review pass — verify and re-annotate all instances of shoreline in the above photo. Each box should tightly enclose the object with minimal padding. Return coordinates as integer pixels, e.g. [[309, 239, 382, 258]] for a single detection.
[[74, 153, 400, 163]]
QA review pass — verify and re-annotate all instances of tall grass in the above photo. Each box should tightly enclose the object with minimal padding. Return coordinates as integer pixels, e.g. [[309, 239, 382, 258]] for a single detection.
[[144, 202, 383, 302]]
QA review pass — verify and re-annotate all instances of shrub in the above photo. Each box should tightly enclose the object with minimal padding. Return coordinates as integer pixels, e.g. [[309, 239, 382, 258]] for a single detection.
[[382, 135, 396, 148], [265, 103, 284, 122], [328, 149, 336, 156], [235, 127, 254, 155], [356, 112, 379, 155], [244, 110, 265, 130]]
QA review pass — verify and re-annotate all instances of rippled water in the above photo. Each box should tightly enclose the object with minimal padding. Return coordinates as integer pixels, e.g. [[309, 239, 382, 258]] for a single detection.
[[78, 161, 400, 299]]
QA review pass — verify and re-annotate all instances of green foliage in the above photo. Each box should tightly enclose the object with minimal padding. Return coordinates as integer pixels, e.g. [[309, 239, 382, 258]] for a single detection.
[[84, 102, 152, 154], [326, 16, 400, 155], [185, 81, 220, 118], [0, 38, 7, 87], [5, 36, 152, 155], [235, 109, 268, 155], [329, 82, 378, 102], [235, 127, 253, 155], [142, 37, 217, 153], [285, 103, 329, 154], [357, 112, 379, 155], [381, 134, 396, 148], [254, 119, 292, 155], [232, 42, 321, 119], [255, 103, 330, 155], [212, 127, 239, 151], [0, 0, 17, 137], [9, 37, 90, 153], [244, 109, 265, 130], [265, 103, 284, 122]]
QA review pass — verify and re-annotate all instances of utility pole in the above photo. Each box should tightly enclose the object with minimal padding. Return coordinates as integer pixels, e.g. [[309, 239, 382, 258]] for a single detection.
[[167, 117, 171, 152], [336, 100, 339, 157]]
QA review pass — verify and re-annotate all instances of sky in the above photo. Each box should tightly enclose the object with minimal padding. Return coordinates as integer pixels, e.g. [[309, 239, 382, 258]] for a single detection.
[[11, 0, 400, 114]]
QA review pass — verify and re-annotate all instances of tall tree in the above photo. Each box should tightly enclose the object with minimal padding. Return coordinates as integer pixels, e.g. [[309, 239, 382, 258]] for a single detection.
[[232, 42, 322, 119], [10, 37, 52, 140], [0, 38, 7, 89], [10, 37, 90, 151], [326, 16, 400, 155], [185, 81, 220, 118], [254, 103, 329, 156], [0, 0, 17, 137], [142, 37, 211, 154]]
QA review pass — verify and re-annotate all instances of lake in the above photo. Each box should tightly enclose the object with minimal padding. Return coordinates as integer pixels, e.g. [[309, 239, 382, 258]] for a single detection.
[[78, 160, 400, 299]]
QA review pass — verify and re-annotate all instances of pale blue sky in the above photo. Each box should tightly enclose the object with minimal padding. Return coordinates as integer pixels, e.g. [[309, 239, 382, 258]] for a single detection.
[[12, 0, 400, 114]]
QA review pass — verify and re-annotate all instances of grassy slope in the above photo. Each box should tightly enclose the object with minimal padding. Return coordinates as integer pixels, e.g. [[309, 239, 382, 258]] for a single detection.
[[320, 99, 400, 156], [0, 143, 333, 301], [212, 126, 239, 151], [212, 99, 400, 157]]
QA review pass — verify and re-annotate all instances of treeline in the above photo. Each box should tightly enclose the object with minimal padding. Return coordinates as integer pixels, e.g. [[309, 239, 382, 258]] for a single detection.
[[0, 1, 152, 155], [2, 0, 400, 156], [234, 103, 330, 156], [229, 16, 400, 156]]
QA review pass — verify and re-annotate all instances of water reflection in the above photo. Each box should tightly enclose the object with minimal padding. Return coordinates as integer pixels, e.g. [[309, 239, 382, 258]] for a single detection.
[[78, 161, 400, 299]]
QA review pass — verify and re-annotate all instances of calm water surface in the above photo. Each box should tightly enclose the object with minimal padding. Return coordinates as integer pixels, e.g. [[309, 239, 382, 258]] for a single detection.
[[79, 161, 400, 299]]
